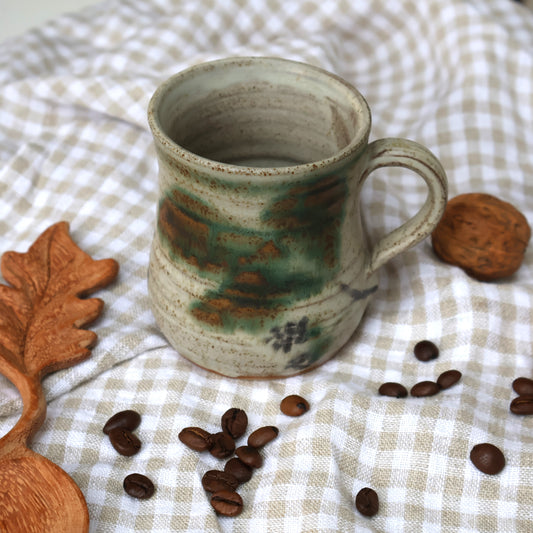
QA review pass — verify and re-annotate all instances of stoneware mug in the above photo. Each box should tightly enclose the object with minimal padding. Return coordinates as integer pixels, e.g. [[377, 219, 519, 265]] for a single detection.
[[147, 57, 448, 378]]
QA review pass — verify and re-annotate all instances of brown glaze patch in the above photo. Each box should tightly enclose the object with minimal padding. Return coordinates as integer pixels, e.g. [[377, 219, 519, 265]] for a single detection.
[[267, 196, 299, 214], [234, 271, 268, 286], [207, 297, 234, 310], [261, 173, 347, 231], [303, 176, 345, 209], [190, 307, 223, 327], [230, 303, 275, 319], [223, 288, 269, 300], [238, 240, 282, 265], [258, 240, 282, 258], [171, 189, 217, 221], [205, 261, 224, 273], [158, 196, 227, 274], [193, 287, 279, 329], [323, 221, 341, 268], [159, 200, 207, 259], [291, 174, 338, 196]]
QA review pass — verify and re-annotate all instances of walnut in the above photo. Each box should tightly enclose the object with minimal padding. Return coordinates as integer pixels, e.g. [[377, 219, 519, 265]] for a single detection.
[[431, 193, 530, 281]]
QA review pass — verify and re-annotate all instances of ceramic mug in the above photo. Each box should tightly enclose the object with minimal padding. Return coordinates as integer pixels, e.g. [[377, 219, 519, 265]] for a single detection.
[[147, 57, 448, 378]]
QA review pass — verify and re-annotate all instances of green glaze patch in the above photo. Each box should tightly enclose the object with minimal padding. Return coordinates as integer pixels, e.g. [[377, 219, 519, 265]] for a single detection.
[[260, 173, 347, 269], [157, 173, 347, 340]]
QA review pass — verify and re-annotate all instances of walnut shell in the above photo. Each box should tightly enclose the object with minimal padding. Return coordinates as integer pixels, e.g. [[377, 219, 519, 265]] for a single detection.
[[431, 193, 530, 281]]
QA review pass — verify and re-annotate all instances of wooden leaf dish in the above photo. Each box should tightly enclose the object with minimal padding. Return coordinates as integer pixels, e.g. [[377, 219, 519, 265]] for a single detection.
[[0, 221, 119, 532]]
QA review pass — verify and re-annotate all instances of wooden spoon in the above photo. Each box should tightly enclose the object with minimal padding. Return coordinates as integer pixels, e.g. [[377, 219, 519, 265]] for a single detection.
[[0, 372, 90, 531], [0, 222, 119, 532]]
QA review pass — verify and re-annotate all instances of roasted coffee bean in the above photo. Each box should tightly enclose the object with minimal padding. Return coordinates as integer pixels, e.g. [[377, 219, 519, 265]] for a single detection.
[[103, 410, 141, 435], [512, 377, 533, 396], [378, 382, 408, 398], [235, 445, 263, 469], [355, 487, 379, 517], [436, 370, 462, 390], [224, 457, 253, 483], [470, 443, 505, 475], [179, 427, 212, 452], [123, 473, 155, 499], [280, 394, 310, 416], [221, 408, 248, 439], [510, 395, 533, 415], [410, 380, 440, 397], [108, 428, 141, 456], [247, 426, 279, 448], [413, 340, 439, 362], [210, 490, 243, 517], [202, 470, 240, 493], [209, 431, 236, 459]]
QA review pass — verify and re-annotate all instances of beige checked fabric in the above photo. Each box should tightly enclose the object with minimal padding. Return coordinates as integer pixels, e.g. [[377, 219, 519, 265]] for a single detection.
[[1, 0, 532, 531]]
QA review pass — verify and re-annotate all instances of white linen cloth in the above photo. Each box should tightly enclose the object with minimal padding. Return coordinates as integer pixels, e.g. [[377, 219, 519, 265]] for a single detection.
[[0, 0, 532, 531]]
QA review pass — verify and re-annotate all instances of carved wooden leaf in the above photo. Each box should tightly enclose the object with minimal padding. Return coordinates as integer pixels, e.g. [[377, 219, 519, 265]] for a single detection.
[[0, 221, 119, 378]]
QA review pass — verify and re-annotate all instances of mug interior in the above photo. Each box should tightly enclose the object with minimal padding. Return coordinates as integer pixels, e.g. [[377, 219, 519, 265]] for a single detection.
[[149, 57, 370, 169]]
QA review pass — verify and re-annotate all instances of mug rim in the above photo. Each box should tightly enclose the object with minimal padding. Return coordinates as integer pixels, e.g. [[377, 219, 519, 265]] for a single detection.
[[147, 56, 371, 180]]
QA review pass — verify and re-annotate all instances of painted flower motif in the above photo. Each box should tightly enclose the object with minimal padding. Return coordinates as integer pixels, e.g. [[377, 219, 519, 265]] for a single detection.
[[340, 283, 378, 301], [285, 351, 314, 371], [265, 317, 309, 353]]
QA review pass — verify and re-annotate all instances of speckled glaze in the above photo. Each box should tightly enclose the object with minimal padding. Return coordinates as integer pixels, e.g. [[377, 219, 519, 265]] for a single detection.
[[147, 57, 448, 378]]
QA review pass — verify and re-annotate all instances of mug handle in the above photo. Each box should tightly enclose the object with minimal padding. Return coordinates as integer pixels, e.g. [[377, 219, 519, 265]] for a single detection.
[[361, 138, 448, 275]]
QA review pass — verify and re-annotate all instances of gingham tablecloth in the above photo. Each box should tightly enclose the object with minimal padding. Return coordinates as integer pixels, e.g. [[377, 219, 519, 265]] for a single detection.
[[1, 1, 532, 531]]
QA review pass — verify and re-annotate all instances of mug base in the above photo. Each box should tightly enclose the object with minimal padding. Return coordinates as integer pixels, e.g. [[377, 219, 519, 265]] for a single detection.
[[175, 345, 341, 380]]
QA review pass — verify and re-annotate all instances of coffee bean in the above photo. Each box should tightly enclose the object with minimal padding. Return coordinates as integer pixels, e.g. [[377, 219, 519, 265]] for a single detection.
[[103, 410, 141, 435], [512, 377, 533, 396], [210, 490, 243, 517], [221, 408, 248, 439], [108, 428, 141, 456], [209, 431, 236, 459], [280, 394, 310, 416], [179, 427, 212, 452], [413, 340, 439, 362], [378, 382, 408, 398], [410, 380, 440, 397], [247, 426, 279, 448], [235, 445, 263, 469], [123, 473, 155, 499], [436, 369, 462, 390], [202, 470, 240, 493], [355, 487, 379, 517], [470, 443, 505, 475], [224, 457, 253, 483], [510, 395, 533, 415]]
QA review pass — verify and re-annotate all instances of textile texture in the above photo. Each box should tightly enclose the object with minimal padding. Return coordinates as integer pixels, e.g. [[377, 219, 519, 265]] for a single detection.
[[1, 0, 532, 531]]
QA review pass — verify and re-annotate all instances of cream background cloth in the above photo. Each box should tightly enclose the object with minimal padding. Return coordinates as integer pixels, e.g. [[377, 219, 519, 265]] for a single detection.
[[0, 0, 532, 531]]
